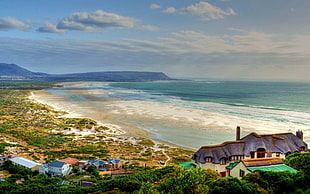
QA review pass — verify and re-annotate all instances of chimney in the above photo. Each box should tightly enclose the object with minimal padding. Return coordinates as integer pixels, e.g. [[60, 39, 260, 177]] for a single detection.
[[236, 126, 241, 140], [296, 130, 303, 141]]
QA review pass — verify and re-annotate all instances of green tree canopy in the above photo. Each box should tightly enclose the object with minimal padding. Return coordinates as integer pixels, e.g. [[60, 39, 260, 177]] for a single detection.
[[284, 152, 310, 174]]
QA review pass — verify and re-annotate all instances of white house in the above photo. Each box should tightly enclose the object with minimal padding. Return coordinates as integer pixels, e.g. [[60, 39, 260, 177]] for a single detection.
[[39, 161, 71, 176]]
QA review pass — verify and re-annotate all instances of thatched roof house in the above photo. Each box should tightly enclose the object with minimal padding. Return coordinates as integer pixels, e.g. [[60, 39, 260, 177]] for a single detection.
[[192, 127, 307, 177]]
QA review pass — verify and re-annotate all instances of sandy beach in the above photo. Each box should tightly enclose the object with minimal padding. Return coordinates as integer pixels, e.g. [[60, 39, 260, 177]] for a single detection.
[[28, 82, 310, 149], [29, 90, 150, 138]]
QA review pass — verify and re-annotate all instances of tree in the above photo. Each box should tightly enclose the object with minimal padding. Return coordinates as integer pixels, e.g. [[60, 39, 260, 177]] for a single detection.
[[208, 177, 258, 194], [120, 180, 142, 192], [242, 172, 270, 193], [87, 165, 99, 176], [284, 152, 310, 174], [156, 167, 218, 193]]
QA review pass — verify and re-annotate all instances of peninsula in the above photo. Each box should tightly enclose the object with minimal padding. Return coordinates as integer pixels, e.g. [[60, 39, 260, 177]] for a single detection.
[[0, 63, 173, 82]]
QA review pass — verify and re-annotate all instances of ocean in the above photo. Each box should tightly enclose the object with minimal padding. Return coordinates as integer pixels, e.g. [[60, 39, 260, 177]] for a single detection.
[[46, 81, 310, 149]]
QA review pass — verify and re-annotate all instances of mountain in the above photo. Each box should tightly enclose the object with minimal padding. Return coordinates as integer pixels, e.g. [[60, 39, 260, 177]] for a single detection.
[[0, 63, 47, 76], [46, 71, 171, 82], [0, 63, 173, 82]]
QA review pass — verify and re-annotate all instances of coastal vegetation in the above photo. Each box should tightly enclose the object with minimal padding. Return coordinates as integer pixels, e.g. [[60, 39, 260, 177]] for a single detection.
[[0, 161, 309, 193], [0, 82, 192, 167]]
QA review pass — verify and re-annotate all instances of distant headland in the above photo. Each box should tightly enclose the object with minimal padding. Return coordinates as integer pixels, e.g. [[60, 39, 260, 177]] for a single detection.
[[0, 63, 173, 82]]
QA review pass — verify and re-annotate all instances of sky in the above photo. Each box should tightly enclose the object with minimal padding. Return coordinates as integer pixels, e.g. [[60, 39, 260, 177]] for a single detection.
[[1, 0, 310, 81]]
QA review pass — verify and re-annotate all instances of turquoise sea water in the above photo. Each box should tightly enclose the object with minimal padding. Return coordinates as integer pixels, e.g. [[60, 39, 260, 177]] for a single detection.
[[108, 81, 310, 125], [47, 81, 310, 149]]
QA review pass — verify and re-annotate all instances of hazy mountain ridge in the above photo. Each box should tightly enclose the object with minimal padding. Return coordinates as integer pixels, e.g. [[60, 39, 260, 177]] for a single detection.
[[0, 63, 172, 81], [0, 63, 47, 76]]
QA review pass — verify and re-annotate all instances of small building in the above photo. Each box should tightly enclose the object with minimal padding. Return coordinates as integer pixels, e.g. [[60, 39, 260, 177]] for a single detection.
[[192, 127, 307, 177], [78, 160, 89, 168], [81, 181, 94, 187], [227, 158, 298, 178], [104, 159, 122, 171], [9, 157, 41, 171], [84, 159, 122, 171], [39, 161, 71, 176]]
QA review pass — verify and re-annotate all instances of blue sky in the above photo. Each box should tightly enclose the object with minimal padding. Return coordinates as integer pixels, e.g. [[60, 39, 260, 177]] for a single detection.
[[1, 0, 310, 81]]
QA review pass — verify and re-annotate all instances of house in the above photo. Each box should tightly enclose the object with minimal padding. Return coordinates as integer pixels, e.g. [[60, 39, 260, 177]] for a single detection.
[[78, 160, 89, 168], [39, 161, 72, 176], [104, 159, 122, 171], [192, 127, 307, 177], [9, 157, 41, 171], [85, 159, 122, 171]]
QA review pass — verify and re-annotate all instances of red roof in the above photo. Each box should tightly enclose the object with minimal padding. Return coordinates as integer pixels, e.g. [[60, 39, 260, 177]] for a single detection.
[[59, 158, 79, 165]]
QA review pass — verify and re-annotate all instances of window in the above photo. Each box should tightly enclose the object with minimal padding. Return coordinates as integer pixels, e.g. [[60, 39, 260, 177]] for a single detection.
[[220, 158, 226, 165], [231, 155, 244, 161], [300, 147, 305, 151], [257, 148, 266, 158], [205, 157, 212, 163], [239, 169, 245, 177], [276, 152, 280, 157], [250, 152, 255, 159]]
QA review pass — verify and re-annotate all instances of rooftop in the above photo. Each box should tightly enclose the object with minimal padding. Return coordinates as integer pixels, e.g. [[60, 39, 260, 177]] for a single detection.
[[180, 161, 196, 169], [226, 161, 240, 169], [10, 157, 41, 169], [248, 164, 298, 173], [59, 158, 79, 165], [199, 140, 246, 149], [242, 158, 283, 167], [49, 161, 67, 168]]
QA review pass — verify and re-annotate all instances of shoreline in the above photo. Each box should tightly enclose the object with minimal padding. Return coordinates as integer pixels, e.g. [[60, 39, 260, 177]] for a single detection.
[[28, 90, 188, 151], [28, 82, 310, 149]]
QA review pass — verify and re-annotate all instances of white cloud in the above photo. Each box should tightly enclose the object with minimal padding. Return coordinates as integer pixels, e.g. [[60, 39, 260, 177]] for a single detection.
[[139, 25, 160, 31], [2, 30, 310, 81], [164, 7, 177, 13], [165, 1, 236, 20], [150, 4, 161, 9], [57, 10, 137, 32], [36, 23, 66, 34], [0, 17, 30, 31]]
